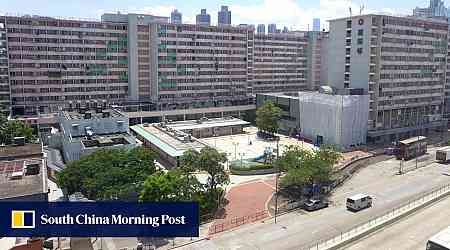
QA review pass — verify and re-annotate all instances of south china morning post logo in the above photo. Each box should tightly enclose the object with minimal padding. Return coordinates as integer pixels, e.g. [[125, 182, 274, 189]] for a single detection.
[[11, 210, 35, 229], [1, 202, 199, 237]]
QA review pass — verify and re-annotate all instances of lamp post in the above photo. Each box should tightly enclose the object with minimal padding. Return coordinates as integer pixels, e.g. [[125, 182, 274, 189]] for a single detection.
[[232, 141, 239, 160], [274, 135, 280, 224]]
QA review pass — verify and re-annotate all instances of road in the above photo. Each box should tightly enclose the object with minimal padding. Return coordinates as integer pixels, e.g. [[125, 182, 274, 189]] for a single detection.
[[179, 154, 450, 250], [345, 195, 450, 250]]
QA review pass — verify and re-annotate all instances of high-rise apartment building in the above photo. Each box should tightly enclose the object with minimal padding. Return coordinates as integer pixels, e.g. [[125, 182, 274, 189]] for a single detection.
[[0, 18, 9, 114], [257, 24, 265, 34], [313, 18, 321, 31], [268, 24, 277, 34], [413, 0, 448, 18], [5, 15, 130, 115], [171, 9, 182, 24], [218, 6, 231, 26], [1, 12, 311, 117], [306, 31, 328, 90], [252, 32, 308, 93], [149, 23, 252, 109], [328, 14, 448, 142], [196, 9, 211, 26]]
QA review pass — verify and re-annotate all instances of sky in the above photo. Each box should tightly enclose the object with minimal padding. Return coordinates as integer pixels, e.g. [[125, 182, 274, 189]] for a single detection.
[[0, 0, 438, 30]]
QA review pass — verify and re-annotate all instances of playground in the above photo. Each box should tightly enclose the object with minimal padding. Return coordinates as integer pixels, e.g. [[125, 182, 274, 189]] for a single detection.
[[201, 126, 316, 170]]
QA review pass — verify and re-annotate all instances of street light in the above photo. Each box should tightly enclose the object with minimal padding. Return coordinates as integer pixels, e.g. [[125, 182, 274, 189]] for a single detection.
[[274, 135, 281, 224], [232, 141, 239, 160]]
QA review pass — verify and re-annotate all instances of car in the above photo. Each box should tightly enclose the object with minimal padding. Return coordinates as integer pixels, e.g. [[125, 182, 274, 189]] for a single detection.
[[303, 199, 329, 211]]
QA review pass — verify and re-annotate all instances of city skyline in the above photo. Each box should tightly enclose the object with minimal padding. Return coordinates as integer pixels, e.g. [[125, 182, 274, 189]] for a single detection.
[[0, 0, 427, 30]]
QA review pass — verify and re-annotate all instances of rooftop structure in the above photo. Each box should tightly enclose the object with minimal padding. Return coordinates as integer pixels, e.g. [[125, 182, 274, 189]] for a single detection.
[[257, 91, 369, 149], [131, 117, 249, 168], [0, 143, 47, 202], [0, 158, 47, 201], [50, 108, 136, 162]]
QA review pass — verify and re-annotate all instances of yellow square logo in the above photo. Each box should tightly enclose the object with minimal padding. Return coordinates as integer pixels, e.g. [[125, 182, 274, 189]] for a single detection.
[[11, 210, 35, 229]]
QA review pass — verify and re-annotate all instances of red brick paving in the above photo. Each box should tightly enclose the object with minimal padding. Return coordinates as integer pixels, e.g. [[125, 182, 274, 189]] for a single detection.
[[209, 177, 276, 235]]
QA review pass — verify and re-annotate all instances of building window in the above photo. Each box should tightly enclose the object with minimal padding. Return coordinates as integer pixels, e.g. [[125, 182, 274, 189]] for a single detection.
[[357, 29, 364, 36], [357, 48, 363, 54], [357, 38, 363, 45], [347, 20, 352, 28]]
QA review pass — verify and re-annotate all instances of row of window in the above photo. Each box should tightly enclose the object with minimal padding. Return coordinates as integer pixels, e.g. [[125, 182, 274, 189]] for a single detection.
[[383, 17, 448, 31], [381, 65, 444, 70], [6, 18, 127, 30], [10, 79, 127, 85], [159, 24, 248, 34], [381, 55, 446, 62], [9, 70, 127, 77], [380, 73, 444, 79], [382, 28, 447, 39], [381, 46, 446, 54], [12, 93, 127, 102]]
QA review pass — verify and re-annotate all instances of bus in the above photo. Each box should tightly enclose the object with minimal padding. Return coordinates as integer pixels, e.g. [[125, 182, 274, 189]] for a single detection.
[[396, 136, 427, 160], [427, 226, 450, 250]]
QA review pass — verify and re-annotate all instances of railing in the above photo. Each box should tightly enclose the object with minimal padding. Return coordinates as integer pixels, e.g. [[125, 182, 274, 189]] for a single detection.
[[301, 183, 450, 250], [208, 210, 269, 235]]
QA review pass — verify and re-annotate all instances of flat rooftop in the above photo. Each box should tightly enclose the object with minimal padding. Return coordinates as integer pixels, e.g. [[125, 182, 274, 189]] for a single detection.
[[0, 159, 46, 200], [62, 108, 125, 120], [131, 124, 207, 158], [0, 144, 42, 160], [165, 117, 250, 131], [78, 133, 135, 148]]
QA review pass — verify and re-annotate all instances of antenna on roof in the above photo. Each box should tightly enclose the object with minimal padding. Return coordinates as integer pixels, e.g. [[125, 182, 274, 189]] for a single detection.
[[349, 7, 353, 17], [360, 5, 365, 15]]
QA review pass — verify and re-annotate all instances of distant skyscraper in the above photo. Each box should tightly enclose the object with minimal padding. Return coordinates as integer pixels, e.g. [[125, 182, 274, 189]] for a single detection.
[[413, 0, 447, 17], [218, 6, 231, 26], [268, 24, 277, 33], [257, 24, 265, 34], [196, 9, 211, 26], [313, 18, 320, 31], [282, 26, 289, 33], [171, 9, 182, 24]]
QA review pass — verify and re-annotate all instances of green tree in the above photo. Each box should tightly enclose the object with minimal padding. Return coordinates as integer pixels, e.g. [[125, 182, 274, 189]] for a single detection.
[[0, 112, 7, 127], [182, 147, 229, 192], [140, 170, 203, 202], [57, 147, 157, 200], [256, 101, 282, 135], [0, 120, 35, 145], [275, 145, 342, 188]]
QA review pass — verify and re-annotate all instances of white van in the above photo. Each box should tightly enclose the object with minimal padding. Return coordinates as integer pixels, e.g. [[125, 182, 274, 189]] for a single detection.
[[346, 194, 372, 211]]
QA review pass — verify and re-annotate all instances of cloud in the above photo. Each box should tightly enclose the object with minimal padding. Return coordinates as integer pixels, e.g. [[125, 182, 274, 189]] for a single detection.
[[229, 0, 403, 31]]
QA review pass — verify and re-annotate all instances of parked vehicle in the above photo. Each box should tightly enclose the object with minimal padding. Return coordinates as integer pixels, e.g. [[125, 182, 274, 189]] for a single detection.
[[303, 199, 329, 211], [346, 194, 372, 212], [436, 146, 450, 163], [427, 226, 450, 250]]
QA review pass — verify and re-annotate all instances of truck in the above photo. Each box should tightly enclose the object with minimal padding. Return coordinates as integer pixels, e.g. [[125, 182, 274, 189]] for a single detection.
[[436, 146, 450, 163]]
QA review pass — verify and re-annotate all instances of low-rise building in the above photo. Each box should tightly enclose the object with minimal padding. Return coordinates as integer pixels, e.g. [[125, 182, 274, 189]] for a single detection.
[[130, 117, 249, 167], [0, 143, 47, 201], [257, 91, 369, 149], [49, 106, 136, 162]]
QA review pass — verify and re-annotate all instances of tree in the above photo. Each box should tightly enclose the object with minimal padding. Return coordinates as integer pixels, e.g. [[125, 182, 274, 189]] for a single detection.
[[256, 101, 282, 135], [0, 120, 35, 145], [0, 112, 7, 127], [140, 170, 203, 202], [57, 147, 157, 200], [182, 147, 229, 192], [275, 145, 342, 188]]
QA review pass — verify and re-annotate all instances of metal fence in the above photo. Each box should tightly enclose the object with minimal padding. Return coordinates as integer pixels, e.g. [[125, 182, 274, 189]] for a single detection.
[[208, 210, 269, 235], [301, 183, 450, 250]]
